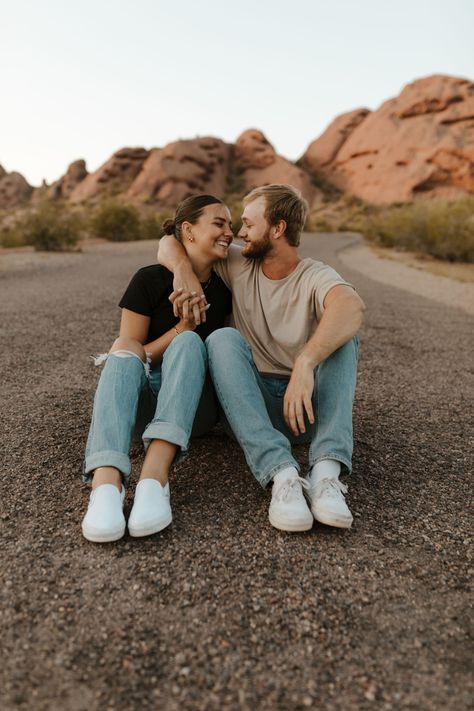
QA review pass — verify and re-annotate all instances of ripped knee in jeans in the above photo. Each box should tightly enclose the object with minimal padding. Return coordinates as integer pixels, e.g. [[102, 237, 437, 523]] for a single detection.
[[91, 350, 152, 378]]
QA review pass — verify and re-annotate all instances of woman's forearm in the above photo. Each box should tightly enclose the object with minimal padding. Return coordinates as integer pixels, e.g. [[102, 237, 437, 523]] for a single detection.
[[144, 320, 194, 367]]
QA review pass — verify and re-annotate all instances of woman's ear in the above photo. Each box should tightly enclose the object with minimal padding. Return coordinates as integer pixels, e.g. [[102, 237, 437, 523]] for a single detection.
[[181, 221, 194, 242]]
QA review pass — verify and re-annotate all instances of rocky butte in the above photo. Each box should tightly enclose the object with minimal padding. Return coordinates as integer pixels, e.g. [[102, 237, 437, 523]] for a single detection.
[[1, 74, 473, 210], [300, 75, 474, 203]]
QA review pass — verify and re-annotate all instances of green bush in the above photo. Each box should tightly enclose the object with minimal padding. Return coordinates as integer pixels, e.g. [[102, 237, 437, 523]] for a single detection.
[[362, 196, 474, 262], [92, 201, 141, 242], [7, 203, 82, 251], [143, 209, 174, 240]]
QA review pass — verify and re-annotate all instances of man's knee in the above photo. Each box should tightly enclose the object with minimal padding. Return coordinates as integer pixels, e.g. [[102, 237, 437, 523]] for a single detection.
[[110, 336, 146, 363]]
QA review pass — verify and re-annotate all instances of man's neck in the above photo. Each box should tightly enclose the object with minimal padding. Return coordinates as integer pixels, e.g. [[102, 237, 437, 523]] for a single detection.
[[261, 246, 300, 280]]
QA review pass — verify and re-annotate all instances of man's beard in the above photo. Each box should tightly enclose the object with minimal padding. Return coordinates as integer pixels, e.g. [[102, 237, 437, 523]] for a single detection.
[[241, 227, 272, 260]]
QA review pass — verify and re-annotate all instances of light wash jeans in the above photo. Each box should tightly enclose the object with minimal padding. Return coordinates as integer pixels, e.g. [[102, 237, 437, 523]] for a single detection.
[[83, 331, 217, 486], [205, 328, 359, 488]]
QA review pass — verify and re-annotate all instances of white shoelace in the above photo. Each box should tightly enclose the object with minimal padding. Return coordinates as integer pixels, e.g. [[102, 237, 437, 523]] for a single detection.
[[273, 476, 309, 502], [311, 477, 348, 500]]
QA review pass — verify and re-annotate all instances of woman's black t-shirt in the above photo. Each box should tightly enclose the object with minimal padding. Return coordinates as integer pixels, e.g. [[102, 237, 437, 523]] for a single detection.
[[118, 265, 232, 342]]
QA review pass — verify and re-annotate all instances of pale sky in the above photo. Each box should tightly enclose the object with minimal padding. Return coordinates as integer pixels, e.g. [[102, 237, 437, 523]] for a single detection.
[[1, 0, 473, 186]]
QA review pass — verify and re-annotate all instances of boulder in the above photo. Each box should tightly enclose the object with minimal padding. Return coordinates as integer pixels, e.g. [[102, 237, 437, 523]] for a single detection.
[[127, 137, 231, 204], [300, 75, 474, 204], [48, 160, 88, 199], [0, 167, 32, 208], [234, 129, 322, 207], [69, 147, 150, 203]]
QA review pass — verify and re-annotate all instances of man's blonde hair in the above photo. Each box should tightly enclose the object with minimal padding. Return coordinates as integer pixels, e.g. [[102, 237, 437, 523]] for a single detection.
[[243, 184, 308, 246]]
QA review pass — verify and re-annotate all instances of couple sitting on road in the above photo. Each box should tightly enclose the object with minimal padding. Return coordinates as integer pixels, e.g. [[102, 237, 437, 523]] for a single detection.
[[81, 184, 365, 543]]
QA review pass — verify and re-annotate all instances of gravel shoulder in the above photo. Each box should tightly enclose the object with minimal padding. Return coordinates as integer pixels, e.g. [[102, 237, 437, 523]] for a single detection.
[[1, 235, 472, 711], [336, 233, 474, 315]]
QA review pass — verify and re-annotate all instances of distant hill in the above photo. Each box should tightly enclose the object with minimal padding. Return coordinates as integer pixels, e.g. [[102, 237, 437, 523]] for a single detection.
[[1, 74, 473, 210]]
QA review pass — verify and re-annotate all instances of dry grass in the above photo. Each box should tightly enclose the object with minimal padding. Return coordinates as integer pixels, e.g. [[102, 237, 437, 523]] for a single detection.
[[308, 194, 474, 263]]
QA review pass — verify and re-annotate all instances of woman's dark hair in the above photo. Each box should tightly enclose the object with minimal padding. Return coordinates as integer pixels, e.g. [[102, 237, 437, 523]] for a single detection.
[[161, 194, 224, 241]]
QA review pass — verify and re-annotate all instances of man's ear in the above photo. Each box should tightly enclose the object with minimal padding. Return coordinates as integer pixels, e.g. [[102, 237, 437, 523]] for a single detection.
[[274, 219, 287, 239]]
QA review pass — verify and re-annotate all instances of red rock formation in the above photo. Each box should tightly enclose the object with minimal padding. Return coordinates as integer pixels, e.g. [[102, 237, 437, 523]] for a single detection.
[[0, 166, 32, 208], [127, 137, 231, 204], [301, 110, 371, 172], [234, 129, 322, 207], [48, 160, 88, 199], [69, 148, 150, 203], [300, 75, 474, 204]]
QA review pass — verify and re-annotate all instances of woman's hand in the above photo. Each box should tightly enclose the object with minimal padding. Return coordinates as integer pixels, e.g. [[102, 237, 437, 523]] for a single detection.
[[170, 289, 210, 328], [173, 291, 210, 331], [172, 264, 209, 325]]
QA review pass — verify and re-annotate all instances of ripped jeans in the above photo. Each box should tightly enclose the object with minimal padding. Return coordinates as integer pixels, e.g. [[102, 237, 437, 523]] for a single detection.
[[83, 331, 217, 487]]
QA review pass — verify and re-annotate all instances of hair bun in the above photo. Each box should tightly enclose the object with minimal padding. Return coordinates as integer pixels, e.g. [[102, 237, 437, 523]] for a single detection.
[[162, 218, 176, 236]]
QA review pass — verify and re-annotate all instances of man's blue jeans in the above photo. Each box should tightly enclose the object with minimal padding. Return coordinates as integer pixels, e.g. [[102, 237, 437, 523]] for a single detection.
[[83, 331, 216, 486], [205, 328, 359, 488]]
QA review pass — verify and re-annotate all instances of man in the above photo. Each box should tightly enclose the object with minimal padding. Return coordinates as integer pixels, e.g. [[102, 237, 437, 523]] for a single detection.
[[158, 184, 365, 532]]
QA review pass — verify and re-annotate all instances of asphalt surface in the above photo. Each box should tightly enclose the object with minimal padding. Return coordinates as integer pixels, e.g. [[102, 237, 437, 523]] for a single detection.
[[1, 234, 472, 711]]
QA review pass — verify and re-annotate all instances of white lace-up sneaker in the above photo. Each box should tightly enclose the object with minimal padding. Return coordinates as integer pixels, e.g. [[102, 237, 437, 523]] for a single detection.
[[305, 476, 353, 529], [269, 473, 314, 532], [82, 484, 126, 543], [128, 479, 172, 537]]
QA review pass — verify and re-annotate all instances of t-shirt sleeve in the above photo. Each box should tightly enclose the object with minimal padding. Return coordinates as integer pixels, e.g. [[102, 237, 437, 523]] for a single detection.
[[312, 264, 355, 321], [119, 269, 158, 316], [213, 244, 244, 288]]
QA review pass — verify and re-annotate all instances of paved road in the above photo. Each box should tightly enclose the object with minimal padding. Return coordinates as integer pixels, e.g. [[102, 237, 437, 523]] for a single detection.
[[1, 234, 472, 710]]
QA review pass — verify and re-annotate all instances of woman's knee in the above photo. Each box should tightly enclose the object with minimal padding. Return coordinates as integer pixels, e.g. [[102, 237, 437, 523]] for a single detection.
[[110, 336, 146, 363], [166, 330, 206, 361]]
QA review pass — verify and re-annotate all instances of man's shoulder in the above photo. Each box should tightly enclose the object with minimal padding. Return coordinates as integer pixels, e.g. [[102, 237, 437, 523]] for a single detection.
[[298, 258, 344, 279]]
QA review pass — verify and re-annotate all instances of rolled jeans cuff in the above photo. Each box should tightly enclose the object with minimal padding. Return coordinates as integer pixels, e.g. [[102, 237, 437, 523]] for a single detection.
[[259, 460, 301, 489], [83, 450, 131, 486], [309, 453, 352, 476], [142, 421, 190, 463]]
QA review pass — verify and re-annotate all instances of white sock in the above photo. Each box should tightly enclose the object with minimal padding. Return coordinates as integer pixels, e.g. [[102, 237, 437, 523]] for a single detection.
[[310, 459, 341, 485], [273, 466, 299, 486]]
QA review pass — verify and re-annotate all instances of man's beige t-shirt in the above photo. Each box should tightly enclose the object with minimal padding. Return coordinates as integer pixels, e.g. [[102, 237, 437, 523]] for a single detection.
[[214, 245, 354, 377]]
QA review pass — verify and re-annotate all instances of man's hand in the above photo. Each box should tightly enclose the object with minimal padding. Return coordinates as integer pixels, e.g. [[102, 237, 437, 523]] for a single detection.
[[284, 354, 316, 436], [172, 265, 209, 324]]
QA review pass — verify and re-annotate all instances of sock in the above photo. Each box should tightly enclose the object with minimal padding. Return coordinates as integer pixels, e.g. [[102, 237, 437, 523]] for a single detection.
[[273, 466, 299, 486], [310, 459, 341, 485]]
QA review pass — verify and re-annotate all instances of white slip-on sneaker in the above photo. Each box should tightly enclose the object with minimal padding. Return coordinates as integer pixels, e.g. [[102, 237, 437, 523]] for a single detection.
[[305, 476, 353, 529], [82, 484, 126, 543], [128, 479, 172, 537], [269, 474, 313, 532]]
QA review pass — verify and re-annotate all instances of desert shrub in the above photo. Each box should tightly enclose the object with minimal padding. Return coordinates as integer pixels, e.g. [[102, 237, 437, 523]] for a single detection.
[[225, 168, 246, 199], [145, 209, 174, 240], [9, 203, 81, 251], [305, 168, 343, 200], [226, 200, 243, 237], [92, 201, 141, 242], [0, 221, 28, 248], [306, 195, 372, 233], [362, 196, 474, 262]]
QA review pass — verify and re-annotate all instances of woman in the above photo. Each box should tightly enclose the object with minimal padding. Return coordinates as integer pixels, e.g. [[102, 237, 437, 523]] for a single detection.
[[82, 194, 234, 543]]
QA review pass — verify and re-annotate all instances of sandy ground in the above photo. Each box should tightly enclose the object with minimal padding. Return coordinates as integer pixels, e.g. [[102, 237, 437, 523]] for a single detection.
[[337, 234, 474, 315], [1, 234, 473, 710]]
